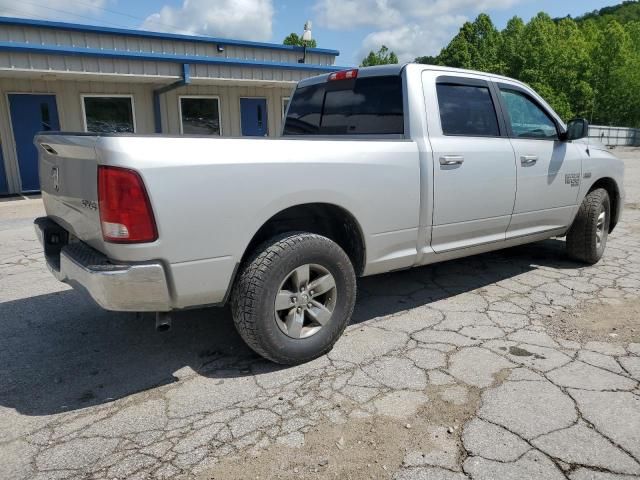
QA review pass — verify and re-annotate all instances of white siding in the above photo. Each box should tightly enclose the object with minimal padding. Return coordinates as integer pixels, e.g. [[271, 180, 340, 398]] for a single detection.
[[0, 51, 328, 83], [0, 24, 337, 68], [589, 125, 640, 147], [161, 83, 294, 137], [0, 78, 296, 193], [0, 21, 337, 193], [0, 52, 184, 79]]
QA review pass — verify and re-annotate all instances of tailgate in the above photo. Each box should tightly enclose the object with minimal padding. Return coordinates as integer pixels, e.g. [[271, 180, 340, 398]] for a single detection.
[[36, 134, 104, 249]]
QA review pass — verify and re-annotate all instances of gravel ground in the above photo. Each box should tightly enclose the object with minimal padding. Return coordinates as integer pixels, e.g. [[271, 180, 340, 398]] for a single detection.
[[0, 148, 639, 480]]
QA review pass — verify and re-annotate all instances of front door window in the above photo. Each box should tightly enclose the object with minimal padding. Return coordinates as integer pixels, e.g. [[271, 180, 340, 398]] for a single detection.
[[500, 89, 558, 140]]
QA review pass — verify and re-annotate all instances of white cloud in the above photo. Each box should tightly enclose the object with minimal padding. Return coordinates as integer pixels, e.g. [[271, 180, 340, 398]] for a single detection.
[[315, 0, 523, 61], [142, 0, 274, 41], [361, 15, 466, 62], [0, 0, 107, 22], [313, 0, 405, 30]]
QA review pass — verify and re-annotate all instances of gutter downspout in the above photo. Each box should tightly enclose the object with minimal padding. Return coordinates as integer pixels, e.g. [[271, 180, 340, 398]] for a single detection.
[[153, 63, 191, 133]]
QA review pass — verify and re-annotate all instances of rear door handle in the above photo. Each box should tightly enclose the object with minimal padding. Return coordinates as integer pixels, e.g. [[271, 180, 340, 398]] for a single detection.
[[440, 155, 464, 166], [521, 155, 538, 166]]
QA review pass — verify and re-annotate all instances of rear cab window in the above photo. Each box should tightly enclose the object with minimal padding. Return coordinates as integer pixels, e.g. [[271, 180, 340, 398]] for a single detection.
[[283, 75, 404, 136]]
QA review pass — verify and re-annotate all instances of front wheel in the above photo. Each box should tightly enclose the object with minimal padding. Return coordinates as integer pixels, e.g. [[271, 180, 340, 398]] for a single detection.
[[566, 188, 610, 264], [231, 232, 356, 365]]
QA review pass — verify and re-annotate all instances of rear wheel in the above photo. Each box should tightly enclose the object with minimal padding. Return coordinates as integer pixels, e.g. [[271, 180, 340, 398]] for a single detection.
[[566, 188, 610, 264], [231, 232, 356, 365]]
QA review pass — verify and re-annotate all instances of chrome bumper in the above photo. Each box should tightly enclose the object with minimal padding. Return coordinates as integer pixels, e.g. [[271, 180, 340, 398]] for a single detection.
[[35, 218, 171, 312]]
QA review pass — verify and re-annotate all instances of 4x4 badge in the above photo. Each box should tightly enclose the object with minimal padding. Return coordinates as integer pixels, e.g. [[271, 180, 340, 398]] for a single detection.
[[565, 173, 580, 187]]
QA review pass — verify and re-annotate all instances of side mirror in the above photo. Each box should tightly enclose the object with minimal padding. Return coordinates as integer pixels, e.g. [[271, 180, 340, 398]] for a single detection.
[[562, 118, 589, 141]]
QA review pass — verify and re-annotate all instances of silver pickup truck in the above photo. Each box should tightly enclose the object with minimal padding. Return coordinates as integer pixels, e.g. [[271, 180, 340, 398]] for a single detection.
[[35, 63, 624, 364]]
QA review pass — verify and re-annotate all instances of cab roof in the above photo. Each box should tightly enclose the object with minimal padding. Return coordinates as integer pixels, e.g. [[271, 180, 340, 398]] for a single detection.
[[297, 62, 530, 91]]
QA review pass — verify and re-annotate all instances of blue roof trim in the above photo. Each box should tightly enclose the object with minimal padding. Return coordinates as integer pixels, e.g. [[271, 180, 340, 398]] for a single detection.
[[0, 16, 340, 57], [0, 41, 346, 72]]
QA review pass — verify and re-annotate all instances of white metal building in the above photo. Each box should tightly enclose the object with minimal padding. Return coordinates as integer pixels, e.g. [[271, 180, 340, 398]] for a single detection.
[[0, 16, 342, 194]]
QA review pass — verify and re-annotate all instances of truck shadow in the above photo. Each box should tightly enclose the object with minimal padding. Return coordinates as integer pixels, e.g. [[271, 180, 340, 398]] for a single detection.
[[0, 238, 580, 417]]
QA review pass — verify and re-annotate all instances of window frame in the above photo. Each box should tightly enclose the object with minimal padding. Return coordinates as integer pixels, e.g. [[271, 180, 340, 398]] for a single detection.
[[435, 76, 507, 138], [282, 96, 290, 119], [80, 94, 136, 133], [178, 95, 222, 136], [494, 83, 563, 141]]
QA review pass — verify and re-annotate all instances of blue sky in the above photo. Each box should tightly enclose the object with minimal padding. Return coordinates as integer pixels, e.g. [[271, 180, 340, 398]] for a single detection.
[[0, 0, 623, 65]]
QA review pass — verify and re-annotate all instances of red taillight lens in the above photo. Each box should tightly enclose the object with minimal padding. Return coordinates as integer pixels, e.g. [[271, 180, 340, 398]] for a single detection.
[[98, 166, 158, 243], [328, 69, 358, 81]]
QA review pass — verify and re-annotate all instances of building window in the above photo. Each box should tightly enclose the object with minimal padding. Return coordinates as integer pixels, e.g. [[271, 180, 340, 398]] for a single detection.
[[179, 96, 221, 135], [82, 95, 135, 133], [282, 97, 290, 118]]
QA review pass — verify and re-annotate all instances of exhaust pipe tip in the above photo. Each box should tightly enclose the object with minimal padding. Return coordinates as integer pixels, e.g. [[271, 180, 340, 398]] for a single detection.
[[155, 312, 172, 332]]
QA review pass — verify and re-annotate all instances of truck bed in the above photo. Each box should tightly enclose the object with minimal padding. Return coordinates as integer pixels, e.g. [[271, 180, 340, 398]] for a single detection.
[[36, 133, 421, 308]]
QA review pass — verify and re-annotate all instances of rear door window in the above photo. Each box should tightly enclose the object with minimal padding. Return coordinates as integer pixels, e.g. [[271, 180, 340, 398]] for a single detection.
[[436, 84, 500, 137], [283, 76, 404, 135]]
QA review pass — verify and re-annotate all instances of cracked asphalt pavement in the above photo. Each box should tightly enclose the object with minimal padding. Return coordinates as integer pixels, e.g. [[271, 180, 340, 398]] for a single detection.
[[1, 148, 640, 480]]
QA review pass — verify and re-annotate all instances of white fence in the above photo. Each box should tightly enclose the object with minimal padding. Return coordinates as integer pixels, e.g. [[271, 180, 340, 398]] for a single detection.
[[588, 125, 640, 147]]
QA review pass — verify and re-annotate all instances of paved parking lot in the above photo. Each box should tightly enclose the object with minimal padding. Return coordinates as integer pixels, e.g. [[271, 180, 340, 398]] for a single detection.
[[1, 148, 639, 480]]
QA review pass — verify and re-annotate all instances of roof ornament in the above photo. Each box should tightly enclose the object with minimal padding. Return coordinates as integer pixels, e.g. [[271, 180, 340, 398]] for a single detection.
[[302, 21, 312, 42], [298, 20, 313, 64]]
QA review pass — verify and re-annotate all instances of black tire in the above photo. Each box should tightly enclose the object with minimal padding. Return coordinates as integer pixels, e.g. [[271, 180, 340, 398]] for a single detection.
[[231, 232, 356, 365], [566, 188, 610, 264]]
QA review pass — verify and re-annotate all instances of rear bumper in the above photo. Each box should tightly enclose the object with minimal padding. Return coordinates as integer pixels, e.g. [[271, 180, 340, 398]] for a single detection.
[[35, 217, 171, 311]]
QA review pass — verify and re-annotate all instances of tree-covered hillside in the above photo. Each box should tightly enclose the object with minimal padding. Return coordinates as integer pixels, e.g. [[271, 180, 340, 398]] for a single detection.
[[573, 0, 640, 26], [416, 2, 640, 127]]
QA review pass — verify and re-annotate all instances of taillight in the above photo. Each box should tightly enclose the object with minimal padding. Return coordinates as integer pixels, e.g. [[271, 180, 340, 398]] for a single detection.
[[98, 166, 158, 243], [328, 69, 358, 81]]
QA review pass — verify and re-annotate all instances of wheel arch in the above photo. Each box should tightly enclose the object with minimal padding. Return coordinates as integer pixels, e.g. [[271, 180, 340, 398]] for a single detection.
[[587, 177, 621, 232], [239, 202, 367, 278]]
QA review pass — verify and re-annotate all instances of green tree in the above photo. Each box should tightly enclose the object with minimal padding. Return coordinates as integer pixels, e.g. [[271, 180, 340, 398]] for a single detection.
[[418, 5, 640, 127], [437, 31, 473, 69], [501, 16, 526, 77], [553, 18, 594, 118], [360, 45, 399, 67], [575, 1, 640, 26], [438, 14, 504, 72], [626, 19, 640, 46], [591, 21, 633, 124], [283, 33, 317, 48], [415, 55, 439, 64]]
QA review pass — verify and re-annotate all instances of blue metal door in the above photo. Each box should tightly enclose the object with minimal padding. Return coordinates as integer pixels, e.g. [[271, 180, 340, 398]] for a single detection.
[[240, 98, 268, 136], [9, 94, 60, 192], [0, 143, 8, 195]]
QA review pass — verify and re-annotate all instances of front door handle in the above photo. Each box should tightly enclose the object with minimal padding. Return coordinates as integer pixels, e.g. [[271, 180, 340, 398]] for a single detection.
[[440, 155, 464, 166], [521, 155, 538, 166]]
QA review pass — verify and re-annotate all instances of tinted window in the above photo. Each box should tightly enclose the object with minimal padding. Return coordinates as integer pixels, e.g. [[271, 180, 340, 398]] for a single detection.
[[436, 84, 500, 137], [500, 89, 558, 140], [180, 97, 221, 135], [83, 96, 134, 133], [283, 76, 403, 135]]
